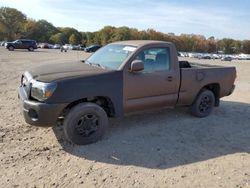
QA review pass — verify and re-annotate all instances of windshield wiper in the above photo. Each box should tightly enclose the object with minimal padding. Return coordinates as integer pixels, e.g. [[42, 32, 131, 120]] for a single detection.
[[85, 61, 106, 69], [94, 63, 106, 69]]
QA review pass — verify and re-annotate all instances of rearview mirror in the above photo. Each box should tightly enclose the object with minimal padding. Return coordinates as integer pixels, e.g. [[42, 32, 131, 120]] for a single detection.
[[130, 60, 144, 72]]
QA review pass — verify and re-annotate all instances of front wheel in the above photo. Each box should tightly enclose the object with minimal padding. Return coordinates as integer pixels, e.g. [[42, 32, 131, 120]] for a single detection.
[[190, 89, 215, 117], [63, 103, 108, 145], [8, 46, 14, 51]]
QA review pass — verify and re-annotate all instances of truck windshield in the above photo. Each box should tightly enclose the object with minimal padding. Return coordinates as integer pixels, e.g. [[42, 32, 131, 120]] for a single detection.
[[86, 44, 137, 70]]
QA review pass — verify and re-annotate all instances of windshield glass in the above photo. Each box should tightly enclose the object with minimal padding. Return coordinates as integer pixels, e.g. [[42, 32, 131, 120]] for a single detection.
[[86, 44, 137, 70]]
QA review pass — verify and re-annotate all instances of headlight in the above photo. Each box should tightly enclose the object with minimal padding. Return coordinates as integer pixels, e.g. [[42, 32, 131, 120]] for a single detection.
[[31, 80, 57, 101]]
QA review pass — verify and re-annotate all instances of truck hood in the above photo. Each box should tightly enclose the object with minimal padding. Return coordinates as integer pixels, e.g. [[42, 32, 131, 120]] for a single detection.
[[29, 62, 112, 82]]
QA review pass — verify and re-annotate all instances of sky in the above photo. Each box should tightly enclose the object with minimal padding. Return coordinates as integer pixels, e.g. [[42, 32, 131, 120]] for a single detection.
[[0, 0, 250, 40]]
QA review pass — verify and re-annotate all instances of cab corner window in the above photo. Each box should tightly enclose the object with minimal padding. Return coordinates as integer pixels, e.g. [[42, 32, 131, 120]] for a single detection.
[[135, 47, 170, 72]]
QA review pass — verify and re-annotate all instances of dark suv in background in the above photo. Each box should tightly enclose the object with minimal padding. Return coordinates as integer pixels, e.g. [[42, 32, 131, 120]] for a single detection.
[[5, 39, 37, 51]]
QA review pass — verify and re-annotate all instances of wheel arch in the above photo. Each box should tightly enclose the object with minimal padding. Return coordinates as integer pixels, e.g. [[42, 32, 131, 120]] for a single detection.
[[8, 45, 15, 49], [59, 96, 116, 120], [195, 83, 220, 106]]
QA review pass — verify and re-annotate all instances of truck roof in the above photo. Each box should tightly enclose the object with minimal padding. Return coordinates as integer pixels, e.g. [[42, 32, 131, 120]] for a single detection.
[[112, 40, 172, 47]]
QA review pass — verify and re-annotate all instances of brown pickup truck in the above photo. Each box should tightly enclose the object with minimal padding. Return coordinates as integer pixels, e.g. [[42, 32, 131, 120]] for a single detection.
[[18, 40, 236, 145]]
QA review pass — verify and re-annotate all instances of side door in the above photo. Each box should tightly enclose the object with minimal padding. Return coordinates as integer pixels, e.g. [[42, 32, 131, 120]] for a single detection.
[[123, 46, 179, 113], [14, 40, 22, 48], [22, 40, 29, 49]]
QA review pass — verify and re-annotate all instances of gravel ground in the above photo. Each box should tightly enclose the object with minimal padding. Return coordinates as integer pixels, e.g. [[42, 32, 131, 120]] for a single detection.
[[0, 47, 250, 188]]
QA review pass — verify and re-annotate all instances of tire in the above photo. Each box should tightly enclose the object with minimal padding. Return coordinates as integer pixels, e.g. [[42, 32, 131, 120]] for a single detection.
[[8, 46, 14, 51], [28, 46, 34, 51], [190, 89, 215, 117], [63, 103, 108, 145]]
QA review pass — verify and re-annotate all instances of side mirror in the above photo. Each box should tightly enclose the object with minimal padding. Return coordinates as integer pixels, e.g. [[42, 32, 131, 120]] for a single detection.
[[130, 60, 144, 72]]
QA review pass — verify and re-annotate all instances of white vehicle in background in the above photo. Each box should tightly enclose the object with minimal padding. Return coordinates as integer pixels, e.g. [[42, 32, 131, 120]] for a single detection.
[[0, 41, 7, 46], [53, 44, 61, 49], [188, 52, 196, 58], [212, 54, 221, 59], [237, 53, 250, 60], [60, 44, 73, 52], [178, 52, 186, 57]]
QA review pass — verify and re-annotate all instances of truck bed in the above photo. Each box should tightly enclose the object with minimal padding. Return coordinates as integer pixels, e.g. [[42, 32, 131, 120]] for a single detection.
[[177, 61, 236, 106]]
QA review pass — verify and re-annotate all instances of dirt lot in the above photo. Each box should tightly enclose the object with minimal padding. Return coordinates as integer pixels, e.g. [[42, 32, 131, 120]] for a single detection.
[[0, 47, 250, 188]]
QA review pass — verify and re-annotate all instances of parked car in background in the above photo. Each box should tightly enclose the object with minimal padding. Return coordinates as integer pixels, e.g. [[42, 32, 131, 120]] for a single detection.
[[179, 52, 188, 57], [39, 43, 49, 49], [48, 44, 54, 49], [221, 56, 233, 61], [38, 43, 53, 49], [53, 44, 61, 49], [0, 41, 7, 46], [5, 39, 37, 51], [84, 44, 101, 52], [60, 44, 72, 52], [198, 54, 212, 59], [237, 53, 250, 60], [72, 44, 86, 51], [212, 54, 221, 59]]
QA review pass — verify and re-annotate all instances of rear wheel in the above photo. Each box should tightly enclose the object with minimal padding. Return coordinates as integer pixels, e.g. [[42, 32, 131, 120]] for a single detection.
[[63, 103, 108, 145], [190, 89, 215, 117], [8, 46, 14, 51]]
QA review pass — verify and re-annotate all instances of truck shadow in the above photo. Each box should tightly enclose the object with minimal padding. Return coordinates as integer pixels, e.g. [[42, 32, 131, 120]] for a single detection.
[[52, 100, 250, 169]]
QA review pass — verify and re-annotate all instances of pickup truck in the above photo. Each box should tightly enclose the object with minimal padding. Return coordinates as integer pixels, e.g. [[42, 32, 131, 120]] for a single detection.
[[18, 40, 236, 145]]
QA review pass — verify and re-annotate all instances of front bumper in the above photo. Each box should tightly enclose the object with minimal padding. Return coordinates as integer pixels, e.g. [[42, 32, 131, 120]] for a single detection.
[[18, 86, 68, 127]]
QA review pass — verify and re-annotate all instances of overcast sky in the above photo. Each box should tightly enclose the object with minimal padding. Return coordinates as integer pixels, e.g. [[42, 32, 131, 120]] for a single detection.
[[1, 0, 250, 40]]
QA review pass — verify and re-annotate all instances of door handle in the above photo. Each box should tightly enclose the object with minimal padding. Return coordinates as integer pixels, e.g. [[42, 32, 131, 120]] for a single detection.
[[167, 76, 173, 81]]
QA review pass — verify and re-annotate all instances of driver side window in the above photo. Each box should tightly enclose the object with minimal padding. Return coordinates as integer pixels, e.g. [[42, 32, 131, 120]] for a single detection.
[[135, 47, 170, 72]]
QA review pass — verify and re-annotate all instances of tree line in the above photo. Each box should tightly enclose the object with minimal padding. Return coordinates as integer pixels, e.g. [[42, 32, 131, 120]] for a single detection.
[[1, 7, 250, 54]]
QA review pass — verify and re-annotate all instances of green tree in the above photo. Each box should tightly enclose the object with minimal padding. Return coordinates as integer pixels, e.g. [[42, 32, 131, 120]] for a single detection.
[[69, 33, 80, 44], [242, 40, 250, 54], [207, 40, 217, 53], [49, 33, 67, 44], [22, 19, 36, 39], [0, 7, 26, 40], [233, 40, 243, 54], [22, 19, 57, 42], [218, 38, 235, 54], [35, 20, 57, 42], [82, 32, 101, 46], [111, 26, 131, 41], [58, 27, 82, 43], [179, 34, 195, 52], [98, 25, 115, 45]]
